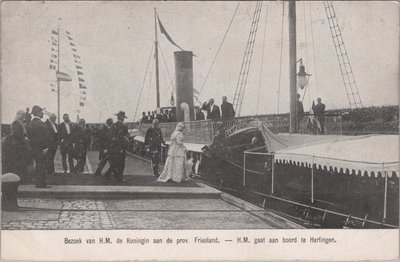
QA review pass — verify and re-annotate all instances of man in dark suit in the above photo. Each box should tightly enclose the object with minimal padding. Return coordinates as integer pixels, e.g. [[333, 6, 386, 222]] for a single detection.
[[202, 98, 221, 120], [45, 113, 59, 175], [73, 119, 91, 175], [220, 96, 235, 120], [59, 113, 75, 173], [106, 111, 130, 182], [26, 105, 50, 188], [24, 107, 31, 124], [145, 119, 165, 177], [312, 97, 326, 134], [98, 118, 113, 161]]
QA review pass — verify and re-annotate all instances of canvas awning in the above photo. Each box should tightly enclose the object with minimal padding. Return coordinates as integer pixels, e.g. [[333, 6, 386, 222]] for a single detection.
[[274, 135, 399, 177]]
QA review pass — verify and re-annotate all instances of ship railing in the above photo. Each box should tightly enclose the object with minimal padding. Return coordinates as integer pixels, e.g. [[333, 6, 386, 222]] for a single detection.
[[132, 114, 342, 144], [242, 150, 398, 228]]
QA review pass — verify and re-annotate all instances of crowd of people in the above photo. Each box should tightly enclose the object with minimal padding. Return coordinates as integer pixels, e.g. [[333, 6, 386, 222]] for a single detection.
[[1, 106, 132, 188], [140, 110, 176, 124]]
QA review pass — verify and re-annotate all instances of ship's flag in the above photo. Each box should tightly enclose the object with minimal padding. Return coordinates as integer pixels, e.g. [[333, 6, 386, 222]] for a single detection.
[[70, 42, 76, 47], [72, 48, 78, 52], [79, 83, 87, 89], [51, 48, 57, 52], [157, 16, 184, 51], [73, 54, 80, 59], [50, 59, 56, 64], [74, 60, 81, 64], [66, 31, 71, 35], [51, 54, 57, 58], [56, 71, 72, 81], [68, 36, 74, 41], [80, 96, 86, 101], [52, 30, 58, 35], [80, 91, 86, 95], [49, 65, 56, 70], [76, 65, 83, 69], [80, 102, 84, 107], [77, 71, 84, 75], [78, 77, 85, 82]]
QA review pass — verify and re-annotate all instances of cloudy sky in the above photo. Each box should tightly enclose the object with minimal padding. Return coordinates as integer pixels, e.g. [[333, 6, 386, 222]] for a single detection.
[[1, 1, 398, 123]]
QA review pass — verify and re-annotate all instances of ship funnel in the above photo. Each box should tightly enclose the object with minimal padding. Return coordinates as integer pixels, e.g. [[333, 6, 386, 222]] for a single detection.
[[174, 51, 194, 122]]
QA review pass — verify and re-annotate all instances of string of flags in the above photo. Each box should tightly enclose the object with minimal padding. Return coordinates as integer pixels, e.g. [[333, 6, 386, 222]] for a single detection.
[[48, 27, 88, 114]]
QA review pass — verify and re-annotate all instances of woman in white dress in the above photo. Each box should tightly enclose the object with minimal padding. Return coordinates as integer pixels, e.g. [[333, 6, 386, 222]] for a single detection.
[[157, 122, 189, 183]]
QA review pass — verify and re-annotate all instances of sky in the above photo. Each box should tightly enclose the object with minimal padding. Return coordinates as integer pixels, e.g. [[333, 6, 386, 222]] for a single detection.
[[1, 1, 398, 123]]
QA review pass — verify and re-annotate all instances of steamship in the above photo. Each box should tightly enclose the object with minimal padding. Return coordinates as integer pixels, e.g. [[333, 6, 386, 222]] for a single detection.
[[131, 3, 399, 229]]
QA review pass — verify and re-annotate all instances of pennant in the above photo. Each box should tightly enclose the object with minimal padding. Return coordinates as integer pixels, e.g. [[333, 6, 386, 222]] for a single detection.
[[79, 83, 87, 89], [52, 42, 57, 46], [80, 96, 86, 101], [76, 65, 83, 69], [50, 59, 56, 64], [78, 77, 85, 82], [66, 31, 71, 35], [52, 30, 58, 35], [49, 65, 56, 70], [51, 54, 57, 58], [56, 71, 72, 81], [51, 36, 58, 42], [70, 42, 76, 47], [74, 60, 81, 64], [67, 36, 74, 41], [77, 71, 84, 76], [73, 54, 80, 59], [51, 48, 57, 52], [72, 48, 78, 52], [79, 102, 85, 107], [80, 91, 86, 95], [157, 16, 185, 51]]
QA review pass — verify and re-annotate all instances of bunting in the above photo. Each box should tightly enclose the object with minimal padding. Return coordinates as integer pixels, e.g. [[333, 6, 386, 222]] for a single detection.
[[52, 30, 59, 35]]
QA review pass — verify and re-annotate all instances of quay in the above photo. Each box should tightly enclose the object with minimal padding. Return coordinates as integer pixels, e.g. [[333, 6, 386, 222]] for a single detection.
[[2, 150, 302, 230]]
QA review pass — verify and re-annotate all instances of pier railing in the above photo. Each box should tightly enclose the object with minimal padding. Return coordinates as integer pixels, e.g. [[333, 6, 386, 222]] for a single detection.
[[132, 114, 342, 144]]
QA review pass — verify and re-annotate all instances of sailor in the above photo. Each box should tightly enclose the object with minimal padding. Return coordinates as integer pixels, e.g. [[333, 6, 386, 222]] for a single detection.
[[26, 105, 50, 188], [106, 111, 130, 182], [144, 119, 165, 177]]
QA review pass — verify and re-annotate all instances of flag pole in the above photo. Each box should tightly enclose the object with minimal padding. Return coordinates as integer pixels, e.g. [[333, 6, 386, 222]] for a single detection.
[[57, 18, 61, 125], [154, 7, 161, 109]]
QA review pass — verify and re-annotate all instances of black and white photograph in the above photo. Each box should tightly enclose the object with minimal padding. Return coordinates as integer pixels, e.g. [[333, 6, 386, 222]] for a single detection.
[[0, 1, 398, 260]]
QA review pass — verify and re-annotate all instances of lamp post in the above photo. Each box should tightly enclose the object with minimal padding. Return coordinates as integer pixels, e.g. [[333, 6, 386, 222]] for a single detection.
[[297, 59, 311, 90]]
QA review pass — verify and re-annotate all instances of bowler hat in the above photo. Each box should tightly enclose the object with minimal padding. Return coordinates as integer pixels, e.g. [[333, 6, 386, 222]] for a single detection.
[[31, 105, 46, 116], [115, 111, 127, 118]]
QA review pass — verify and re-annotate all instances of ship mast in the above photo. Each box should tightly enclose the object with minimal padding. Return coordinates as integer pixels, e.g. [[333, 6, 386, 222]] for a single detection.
[[288, 1, 297, 133], [57, 18, 61, 125], [154, 7, 161, 109]]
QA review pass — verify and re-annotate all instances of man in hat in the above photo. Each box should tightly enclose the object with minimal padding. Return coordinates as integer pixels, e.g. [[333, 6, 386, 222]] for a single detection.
[[145, 119, 165, 177], [26, 105, 50, 188], [106, 111, 130, 182]]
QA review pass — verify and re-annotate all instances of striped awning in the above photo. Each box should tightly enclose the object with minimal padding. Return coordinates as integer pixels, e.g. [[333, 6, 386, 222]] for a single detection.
[[274, 135, 399, 177]]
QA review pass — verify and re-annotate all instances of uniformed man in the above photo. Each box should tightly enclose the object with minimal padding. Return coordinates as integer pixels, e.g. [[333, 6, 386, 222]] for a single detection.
[[145, 119, 165, 177], [106, 111, 130, 182], [26, 105, 50, 188]]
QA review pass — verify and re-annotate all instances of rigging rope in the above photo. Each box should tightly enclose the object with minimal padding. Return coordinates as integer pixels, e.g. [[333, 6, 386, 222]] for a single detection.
[[276, 2, 285, 114], [196, 1, 241, 103], [158, 43, 175, 95], [301, 1, 309, 104], [310, 2, 318, 98], [133, 44, 154, 121], [256, 2, 269, 115]]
